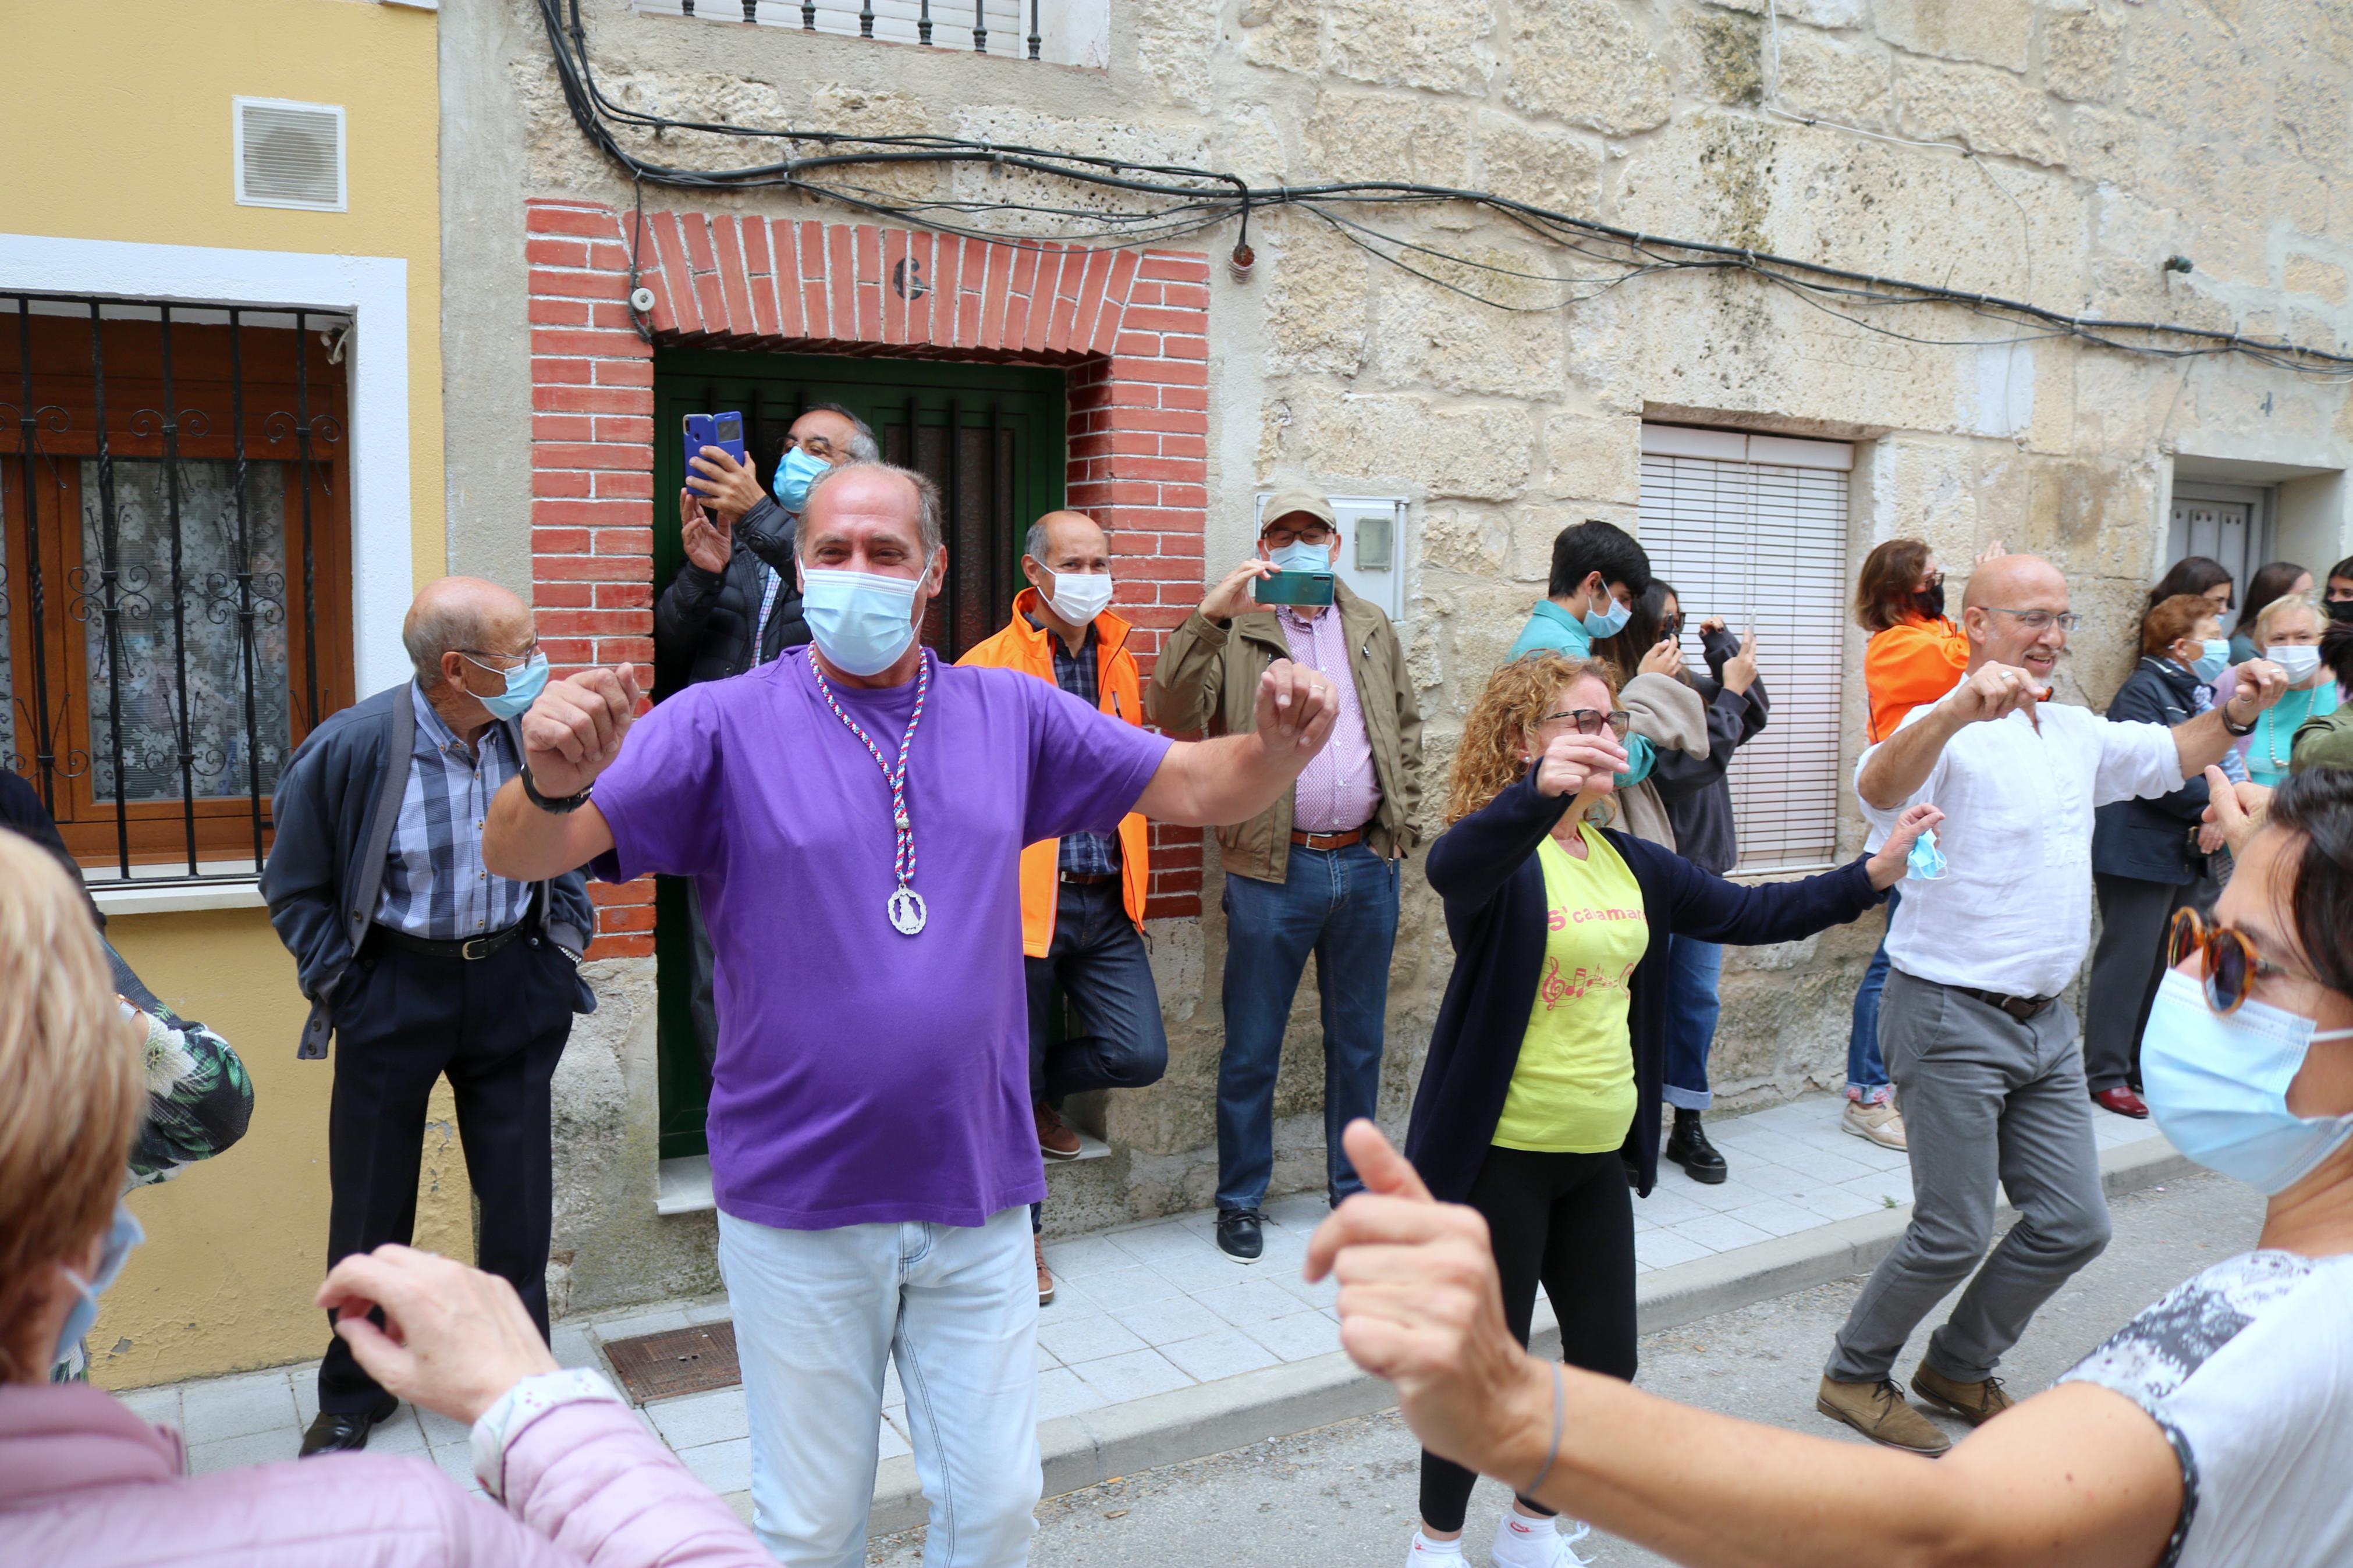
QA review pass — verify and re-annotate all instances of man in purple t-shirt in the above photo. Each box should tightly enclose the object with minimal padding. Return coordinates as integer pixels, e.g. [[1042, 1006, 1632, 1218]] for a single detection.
[[484, 462, 1339, 1567]]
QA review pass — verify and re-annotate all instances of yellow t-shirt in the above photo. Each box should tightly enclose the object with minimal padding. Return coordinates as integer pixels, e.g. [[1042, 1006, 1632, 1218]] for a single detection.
[[1492, 830, 1649, 1154]]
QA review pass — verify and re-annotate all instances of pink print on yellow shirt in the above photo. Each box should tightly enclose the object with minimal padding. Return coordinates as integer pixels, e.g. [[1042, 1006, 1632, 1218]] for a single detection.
[[1536, 956, 1638, 1012]]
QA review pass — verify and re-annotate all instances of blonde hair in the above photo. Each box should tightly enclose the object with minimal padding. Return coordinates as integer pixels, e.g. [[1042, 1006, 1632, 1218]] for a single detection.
[[2254, 592, 2322, 646], [0, 833, 143, 1384], [1446, 653, 1619, 824]]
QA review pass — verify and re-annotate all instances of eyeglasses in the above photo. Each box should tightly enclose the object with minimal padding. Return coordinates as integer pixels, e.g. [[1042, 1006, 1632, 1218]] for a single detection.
[[1539, 708, 1631, 738], [457, 642, 541, 671], [2167, 907, 2299, 1015], [1982, 607, 2083, 633], [1262, 524, 1334, 547]]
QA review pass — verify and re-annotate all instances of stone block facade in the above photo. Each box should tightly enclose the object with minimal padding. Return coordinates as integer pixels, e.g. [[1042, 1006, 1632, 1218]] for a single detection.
[[438, 0, 2353, 1310]]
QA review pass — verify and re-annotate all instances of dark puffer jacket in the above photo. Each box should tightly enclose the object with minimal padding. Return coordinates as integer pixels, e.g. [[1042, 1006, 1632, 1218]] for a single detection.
[[654, 497, 810, 695]]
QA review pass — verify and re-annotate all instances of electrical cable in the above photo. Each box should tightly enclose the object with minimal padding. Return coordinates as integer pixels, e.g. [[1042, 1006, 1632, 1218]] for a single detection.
[[542, 0, 2353, 380]]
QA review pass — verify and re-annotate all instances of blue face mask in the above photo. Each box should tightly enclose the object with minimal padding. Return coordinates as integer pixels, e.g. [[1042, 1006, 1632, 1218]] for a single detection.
[[55, 1203, 144, 1370], [1578, 583, 1631, 639], [1266, 539, 1332, 575], [1906, 827, 1947, 881], [801, 562, 926, 677], [464, 652, 550, 721], [2191, 639, 2231, 681], [2141, 970, 2353, 1196], [774, 446, 830, 514]]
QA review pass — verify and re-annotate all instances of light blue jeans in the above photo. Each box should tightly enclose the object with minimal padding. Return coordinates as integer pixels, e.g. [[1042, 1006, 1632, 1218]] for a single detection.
[[718, 1206, 1041, 1567]]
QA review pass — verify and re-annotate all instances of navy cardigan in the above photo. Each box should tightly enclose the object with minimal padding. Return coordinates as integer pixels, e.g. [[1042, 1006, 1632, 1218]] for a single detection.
[[1404, 773, 1886, 1201]]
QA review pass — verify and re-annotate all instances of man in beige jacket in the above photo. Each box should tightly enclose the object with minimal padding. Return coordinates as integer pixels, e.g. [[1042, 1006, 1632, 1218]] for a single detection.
[[1148, 488, 1424, 1262]]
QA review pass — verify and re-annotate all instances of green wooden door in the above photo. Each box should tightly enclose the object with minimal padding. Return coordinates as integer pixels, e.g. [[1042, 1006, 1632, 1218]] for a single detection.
[[649, 349, 1067, 1160]]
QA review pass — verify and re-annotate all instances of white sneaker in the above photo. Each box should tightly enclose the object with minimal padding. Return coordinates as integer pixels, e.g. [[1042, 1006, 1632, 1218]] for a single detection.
[[1404, 1530, 1465, 1565], [1843, 1100, 1908, 1150], [1492, 1512, 1596, 1568]]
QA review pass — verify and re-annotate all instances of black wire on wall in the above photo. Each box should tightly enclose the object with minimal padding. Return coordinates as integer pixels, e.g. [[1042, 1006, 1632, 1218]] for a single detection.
[[544, 0, 2353, 381]]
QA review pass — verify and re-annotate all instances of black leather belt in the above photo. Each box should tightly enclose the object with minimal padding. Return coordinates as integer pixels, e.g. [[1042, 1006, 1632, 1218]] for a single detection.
[[1059, 872, 1117, 886], [372, 922, 527, 962], [1954, 984, 2056, 1022]]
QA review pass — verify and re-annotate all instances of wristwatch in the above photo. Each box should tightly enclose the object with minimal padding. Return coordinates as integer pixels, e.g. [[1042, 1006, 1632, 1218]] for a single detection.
[[521, 765, 595, 814], [2220, 703, 2257, 737]]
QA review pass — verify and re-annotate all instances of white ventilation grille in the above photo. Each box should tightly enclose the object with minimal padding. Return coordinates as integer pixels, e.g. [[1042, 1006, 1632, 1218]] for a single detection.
[[235, 98, 346, 212], [1638, 424, 1854, 874]]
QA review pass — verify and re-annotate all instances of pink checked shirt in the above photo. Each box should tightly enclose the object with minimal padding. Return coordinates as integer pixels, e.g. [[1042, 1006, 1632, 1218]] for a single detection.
[[1277, 605, 1381, 833]]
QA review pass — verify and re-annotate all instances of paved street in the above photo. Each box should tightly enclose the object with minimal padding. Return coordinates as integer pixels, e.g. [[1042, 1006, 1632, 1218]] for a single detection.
[[869, 1169, 2263, 1567]]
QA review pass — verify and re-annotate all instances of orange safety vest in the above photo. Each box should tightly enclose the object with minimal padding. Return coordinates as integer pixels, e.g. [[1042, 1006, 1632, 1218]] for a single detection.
[[956, 589, 1152, 957]]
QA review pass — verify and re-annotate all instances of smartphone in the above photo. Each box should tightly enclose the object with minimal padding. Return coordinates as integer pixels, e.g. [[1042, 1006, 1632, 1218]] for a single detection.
[[1253, 570, 1336, 608], [682, 411, 746, 484]]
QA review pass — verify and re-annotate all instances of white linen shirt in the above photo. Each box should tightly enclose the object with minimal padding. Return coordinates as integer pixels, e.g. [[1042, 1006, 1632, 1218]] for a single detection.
[[1858, 676, 2182, 997]]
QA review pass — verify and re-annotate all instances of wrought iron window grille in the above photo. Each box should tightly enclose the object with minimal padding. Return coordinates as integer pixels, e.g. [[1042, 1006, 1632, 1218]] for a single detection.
[[650, 0, 1045, 60], [2, 293, 353, 887]]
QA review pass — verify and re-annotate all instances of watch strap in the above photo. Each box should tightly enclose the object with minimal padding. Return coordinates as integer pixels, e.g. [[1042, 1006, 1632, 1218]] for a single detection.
[[521, 766, 594, 814]]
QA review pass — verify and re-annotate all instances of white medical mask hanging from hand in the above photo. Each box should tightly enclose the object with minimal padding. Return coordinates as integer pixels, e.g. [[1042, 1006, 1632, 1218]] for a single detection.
[[2140, 969, 2353, 1195], [1267, 540, 1331, 575], [1044, 568, 1114, 628], [2270, 645, 2323, 685], [800, 560, 927, 677]]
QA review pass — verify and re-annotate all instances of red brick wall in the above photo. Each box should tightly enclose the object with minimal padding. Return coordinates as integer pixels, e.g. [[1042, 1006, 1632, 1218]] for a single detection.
[[525, 201, 1212, 954]]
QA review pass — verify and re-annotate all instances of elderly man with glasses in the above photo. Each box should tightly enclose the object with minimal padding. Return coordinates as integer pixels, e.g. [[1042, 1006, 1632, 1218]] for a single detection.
[[261, 577, 597, 1457], [1148, 488, 1424, 1263], [1813, 552, 2290, 1456]]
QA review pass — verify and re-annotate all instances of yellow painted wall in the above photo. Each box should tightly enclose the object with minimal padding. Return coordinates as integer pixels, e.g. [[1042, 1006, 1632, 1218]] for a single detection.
[[0, 0, 447, 582], [2, 1, 465, 1386], [95, 912, 475, 1389]]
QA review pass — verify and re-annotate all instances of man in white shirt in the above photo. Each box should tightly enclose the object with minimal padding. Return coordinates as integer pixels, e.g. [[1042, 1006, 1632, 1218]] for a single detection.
[[1816, 553, 2287, 1455]]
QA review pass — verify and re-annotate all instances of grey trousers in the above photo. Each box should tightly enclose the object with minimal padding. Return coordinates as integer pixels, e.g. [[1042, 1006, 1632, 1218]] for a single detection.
[[1824, 969, 2113, 1384], [2084, 874, 2192, 1093]]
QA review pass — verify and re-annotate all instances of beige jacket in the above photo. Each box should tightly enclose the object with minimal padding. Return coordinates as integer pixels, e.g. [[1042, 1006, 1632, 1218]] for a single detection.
[[1145, 583, 1424, 882], [1598, 672, 1710, 851]]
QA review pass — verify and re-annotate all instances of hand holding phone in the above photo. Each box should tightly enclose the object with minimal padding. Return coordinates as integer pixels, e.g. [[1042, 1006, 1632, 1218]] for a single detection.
[[1253, 571, 1336, 608]]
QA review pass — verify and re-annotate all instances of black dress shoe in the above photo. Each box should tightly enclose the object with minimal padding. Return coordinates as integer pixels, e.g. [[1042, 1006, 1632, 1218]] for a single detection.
[[1215, 1208, 1264, 1263], [300, 1398, 398, 1458], [1666, 1112, 1729, 1185]]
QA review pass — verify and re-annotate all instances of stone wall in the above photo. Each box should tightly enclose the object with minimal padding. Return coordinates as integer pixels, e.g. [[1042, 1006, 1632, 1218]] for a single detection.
[[441, 0, 2353, 1297]]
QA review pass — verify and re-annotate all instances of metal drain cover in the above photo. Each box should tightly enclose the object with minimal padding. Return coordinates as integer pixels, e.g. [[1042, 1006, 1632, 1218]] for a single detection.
[[602, 1321, 740, 1403]]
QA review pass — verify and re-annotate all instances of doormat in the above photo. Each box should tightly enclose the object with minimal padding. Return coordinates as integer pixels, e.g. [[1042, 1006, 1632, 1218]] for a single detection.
[[603, 1321, 740, 1403]]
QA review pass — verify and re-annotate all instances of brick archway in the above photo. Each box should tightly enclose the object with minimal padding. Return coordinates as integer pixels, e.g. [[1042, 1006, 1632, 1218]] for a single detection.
[[523, 200, 1211, 950]]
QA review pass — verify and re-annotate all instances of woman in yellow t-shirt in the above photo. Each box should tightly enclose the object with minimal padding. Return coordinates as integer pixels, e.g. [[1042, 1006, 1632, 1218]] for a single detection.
[[1397, 654, 1938, 1568]]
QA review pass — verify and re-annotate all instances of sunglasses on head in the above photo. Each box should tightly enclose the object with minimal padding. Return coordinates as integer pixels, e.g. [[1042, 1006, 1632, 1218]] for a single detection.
[[1540, 708, 1631, 738], [2167, 906, 2298, 1015]]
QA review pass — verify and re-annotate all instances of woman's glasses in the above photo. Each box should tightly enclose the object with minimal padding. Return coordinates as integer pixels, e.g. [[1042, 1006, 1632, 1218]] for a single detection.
[[2167, 906, 2296, 1015], [1539, 708, 1631, 738]]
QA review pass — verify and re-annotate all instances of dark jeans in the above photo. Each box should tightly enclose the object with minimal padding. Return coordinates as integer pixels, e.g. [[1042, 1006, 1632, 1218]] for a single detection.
[[686, 879, 719, 1074], [1844, 886, 1897, 1103], [2085, 874, 2192, 1093], [1661, 935, 1723, 1112], [1419, 1147, 1638, 1533], [319, 934, 574, 1414], [1216, 842, 1400, 1214], [1025, 877, 1169, 1232]]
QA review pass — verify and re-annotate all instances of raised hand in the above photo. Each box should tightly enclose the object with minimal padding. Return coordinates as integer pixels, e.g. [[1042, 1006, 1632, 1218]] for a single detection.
[[684, 444, 765, 522], [1719, 628, 1758, 695], [1975, 538, 2007, 566], [1946, 661, 2040, 724], [1252, 657, 1339, 763], [2223, 658, 2288, 722], [1532, 729, 1627, 799], [1201, 558, 1277, 623], [317, 1245, 560, 1427], [520, 664, 643, 799], [1865, 802, 1946, 890], [2201, 766, 2272, 855], [1638, 638, 1683, 678], [680, 486, 733, 574]]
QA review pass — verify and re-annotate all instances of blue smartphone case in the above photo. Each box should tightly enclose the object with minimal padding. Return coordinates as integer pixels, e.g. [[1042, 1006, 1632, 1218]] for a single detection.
[[683, 411, 747, 488]]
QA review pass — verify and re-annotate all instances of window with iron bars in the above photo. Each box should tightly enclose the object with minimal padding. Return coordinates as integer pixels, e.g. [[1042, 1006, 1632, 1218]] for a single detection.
[[631, 0, 1108, 67], [1, 296, 354, 887]]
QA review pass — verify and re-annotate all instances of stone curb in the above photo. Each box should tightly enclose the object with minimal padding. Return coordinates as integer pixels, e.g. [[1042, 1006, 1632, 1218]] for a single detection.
[[868, 1133, 2190, 1535]]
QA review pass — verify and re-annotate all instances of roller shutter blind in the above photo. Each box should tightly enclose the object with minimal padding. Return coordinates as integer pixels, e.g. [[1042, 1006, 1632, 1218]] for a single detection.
[[1637, 425, 1852, 874]]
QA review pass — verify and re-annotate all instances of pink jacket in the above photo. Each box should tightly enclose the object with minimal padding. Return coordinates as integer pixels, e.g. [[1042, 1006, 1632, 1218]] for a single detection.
[[0, 1382, 771, 1567]]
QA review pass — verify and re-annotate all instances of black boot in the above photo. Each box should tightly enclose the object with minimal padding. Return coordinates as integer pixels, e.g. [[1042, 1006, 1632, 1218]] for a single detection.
[[1666, 1108, 1728, 1185]]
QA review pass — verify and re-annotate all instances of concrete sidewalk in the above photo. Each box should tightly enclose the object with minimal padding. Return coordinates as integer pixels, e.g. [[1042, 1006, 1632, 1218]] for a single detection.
[[120, 1094, 2180, 1533]]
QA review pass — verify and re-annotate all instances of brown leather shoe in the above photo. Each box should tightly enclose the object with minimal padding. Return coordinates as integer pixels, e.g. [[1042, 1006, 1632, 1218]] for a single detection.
[[1911, 1365, 2012, 1425], [1036, 1100, 1082, 1160], [2091, 1086, 2150, 1119], [1816, 1375, 1950, 1455], [1034, 1233, 1055, 1306]]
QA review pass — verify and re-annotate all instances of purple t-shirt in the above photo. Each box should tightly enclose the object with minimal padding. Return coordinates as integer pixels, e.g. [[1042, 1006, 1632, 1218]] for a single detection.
[[592, 649, 1172, 1230]]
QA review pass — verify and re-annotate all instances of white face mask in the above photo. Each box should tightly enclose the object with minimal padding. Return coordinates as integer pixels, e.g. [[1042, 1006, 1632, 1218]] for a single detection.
[[1042, 567, 1114, 628], [2270, 645, 2323, 685]]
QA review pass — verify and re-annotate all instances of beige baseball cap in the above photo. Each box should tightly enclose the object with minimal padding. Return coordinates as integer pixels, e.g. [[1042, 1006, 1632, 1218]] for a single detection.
[[1259, 487, 1338, 533]]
